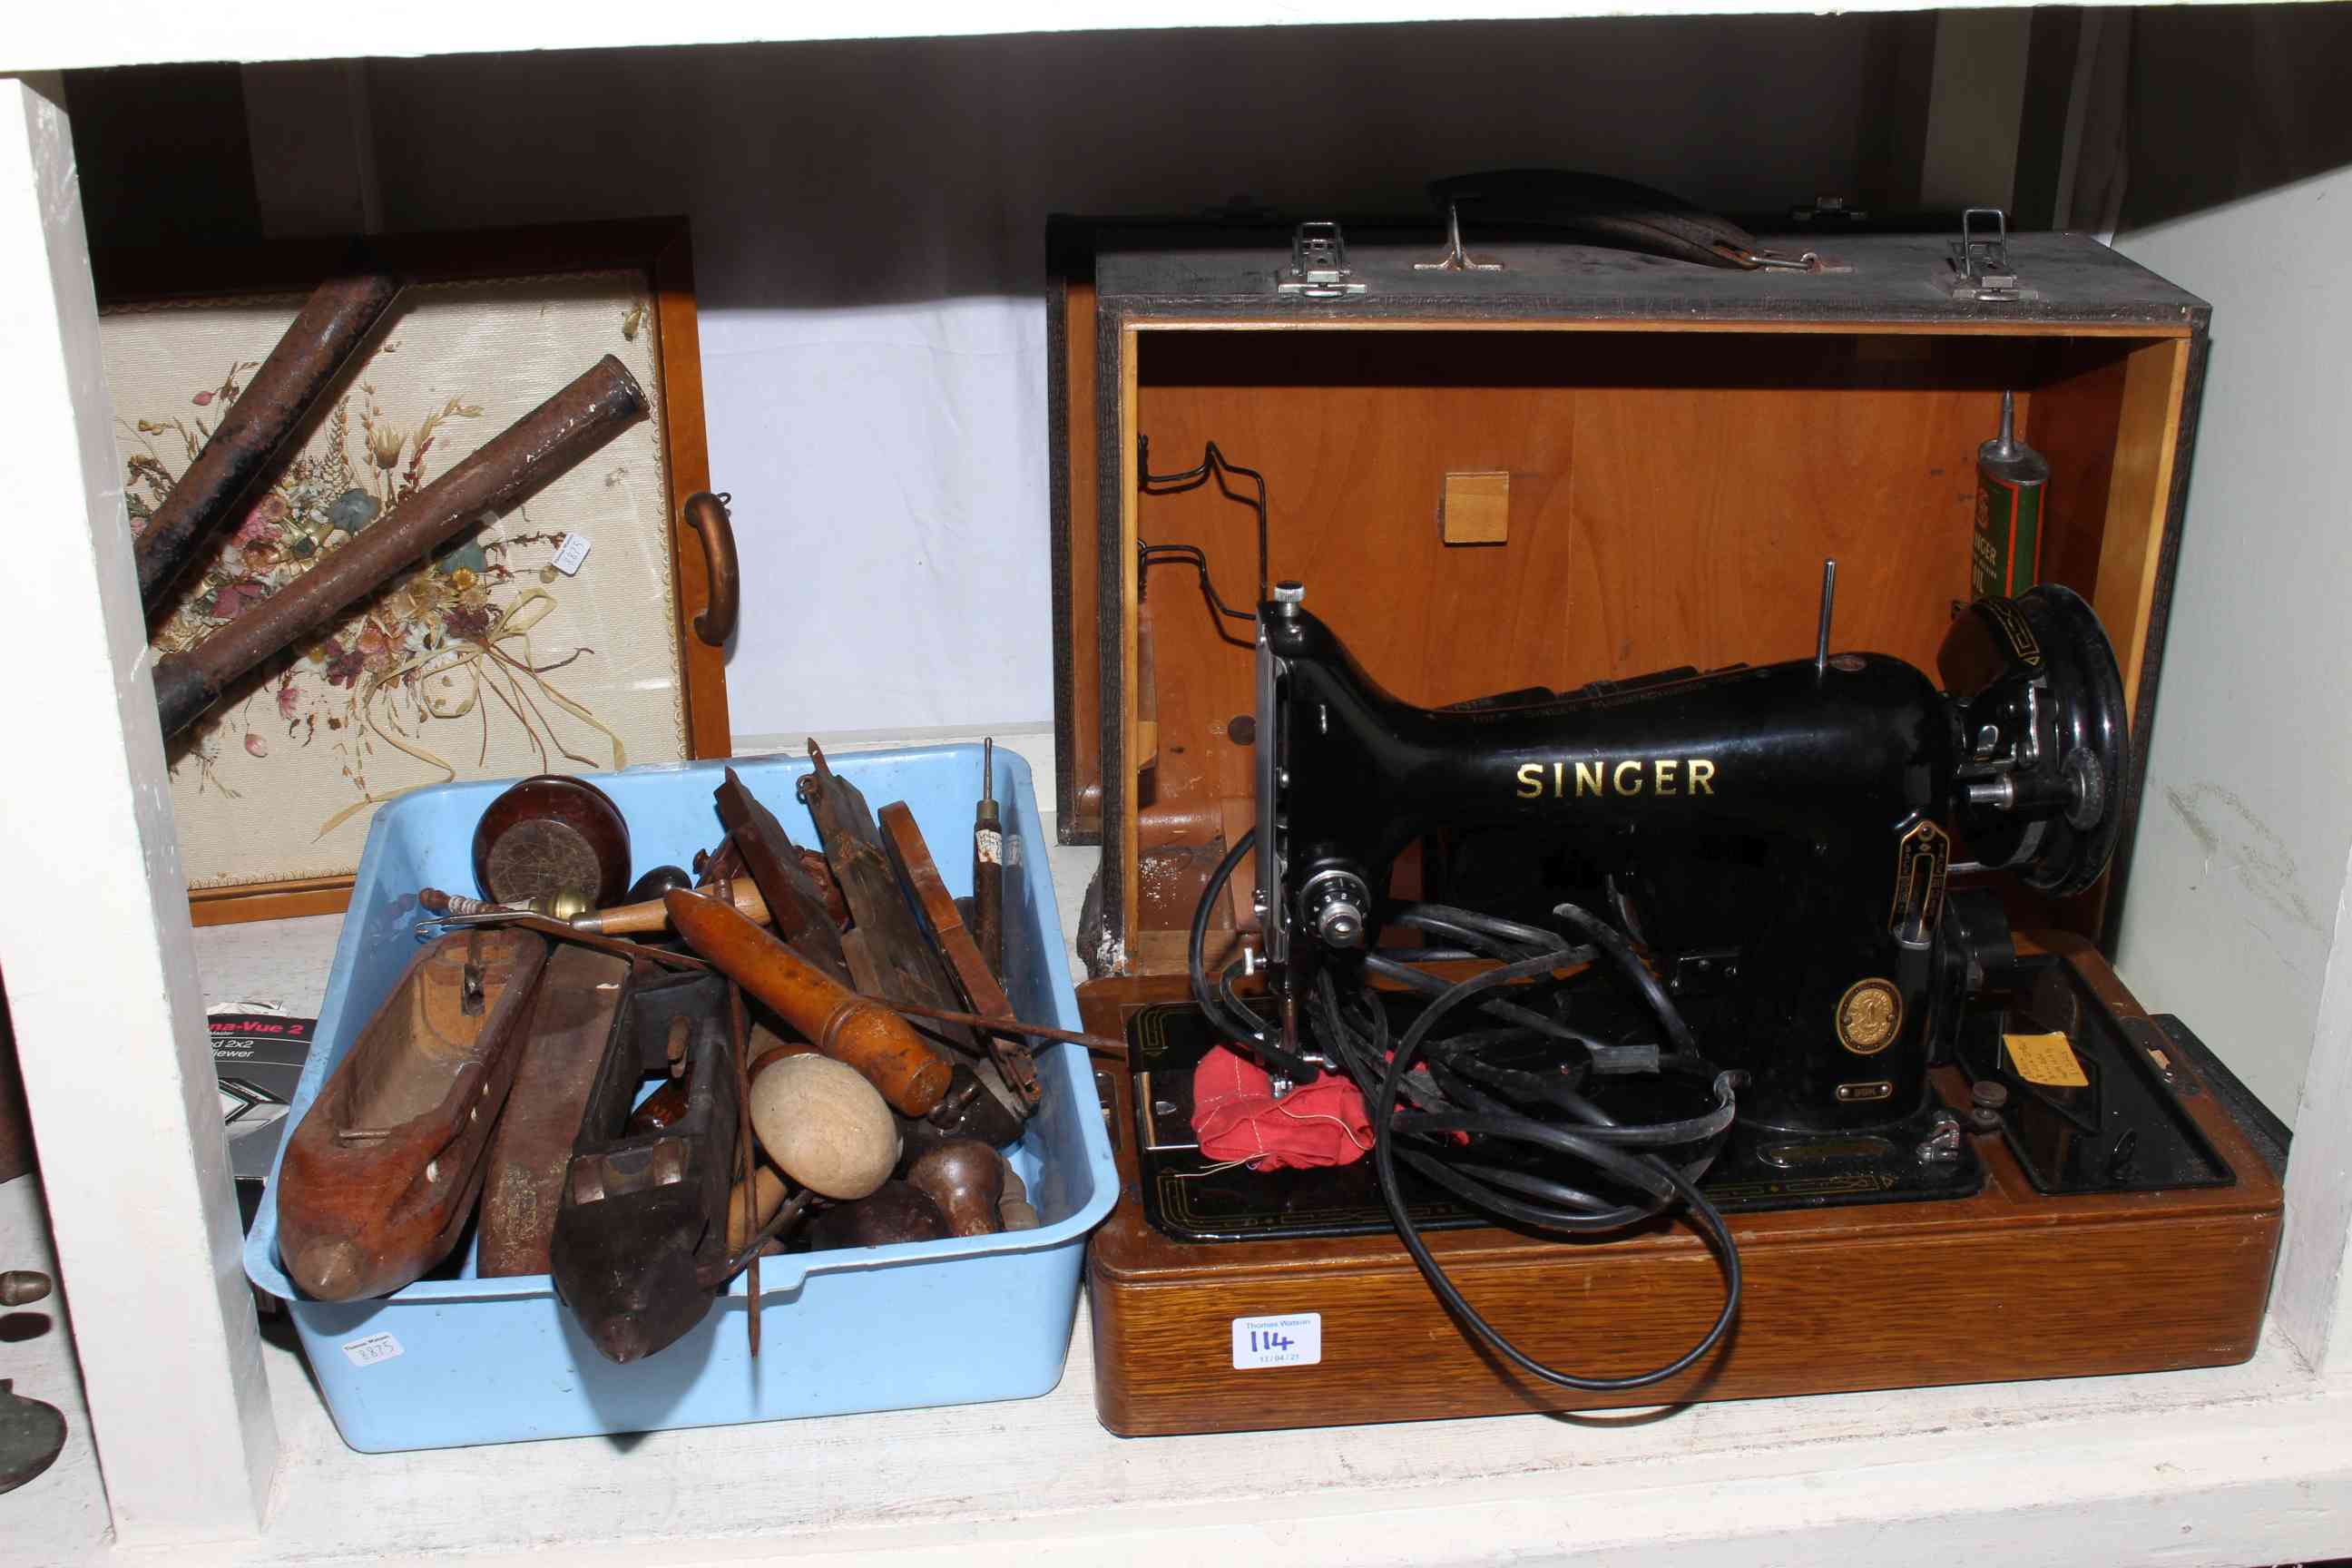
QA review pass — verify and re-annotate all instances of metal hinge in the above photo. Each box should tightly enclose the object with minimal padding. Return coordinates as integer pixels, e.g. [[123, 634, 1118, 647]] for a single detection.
[[1278, 221, 1368, 299], [1789, 194, 1869, 225], [1945, 207, 2037, 301]]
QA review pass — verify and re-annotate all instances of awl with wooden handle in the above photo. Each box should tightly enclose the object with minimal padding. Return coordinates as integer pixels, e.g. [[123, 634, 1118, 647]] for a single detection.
[[417, 878, 773, 938]]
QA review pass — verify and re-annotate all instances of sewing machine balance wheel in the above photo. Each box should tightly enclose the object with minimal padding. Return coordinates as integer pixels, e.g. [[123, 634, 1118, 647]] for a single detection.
[[1939, 583, 2131, 898]]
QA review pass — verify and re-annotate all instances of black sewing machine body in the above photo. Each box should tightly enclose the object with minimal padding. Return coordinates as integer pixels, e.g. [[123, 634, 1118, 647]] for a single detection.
[[1246, 577, 2131, 1160], [1274, 616, 1964, 1134]]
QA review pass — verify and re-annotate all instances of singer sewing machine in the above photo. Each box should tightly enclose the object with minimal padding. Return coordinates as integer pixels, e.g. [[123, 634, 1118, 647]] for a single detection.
[[1238, 571, 2120, 1186], [1082, 576, 2282, 1436], [1056, 222, 2281, 1436]]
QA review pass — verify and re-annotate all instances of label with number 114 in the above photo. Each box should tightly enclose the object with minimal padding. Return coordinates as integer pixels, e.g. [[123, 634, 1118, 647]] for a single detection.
[[1230, 1312, 1322, 1368]]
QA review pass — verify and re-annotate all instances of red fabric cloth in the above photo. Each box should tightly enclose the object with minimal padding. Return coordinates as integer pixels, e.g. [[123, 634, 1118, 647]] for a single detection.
[[1191, 1044, 1374, 1171]]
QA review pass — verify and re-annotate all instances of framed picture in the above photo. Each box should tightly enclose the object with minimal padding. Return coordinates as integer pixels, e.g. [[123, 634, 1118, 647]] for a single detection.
[[94, 220, 732, 925]]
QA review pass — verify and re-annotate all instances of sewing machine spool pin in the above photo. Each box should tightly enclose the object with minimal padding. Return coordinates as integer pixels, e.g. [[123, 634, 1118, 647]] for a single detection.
[[1815, 557, 1837, 677]]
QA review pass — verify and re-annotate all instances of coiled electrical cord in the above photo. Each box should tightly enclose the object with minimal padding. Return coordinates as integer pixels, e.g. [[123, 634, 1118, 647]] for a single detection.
[[1189, 834, 1745, 1390], [1364, 905, 1743, 1391]]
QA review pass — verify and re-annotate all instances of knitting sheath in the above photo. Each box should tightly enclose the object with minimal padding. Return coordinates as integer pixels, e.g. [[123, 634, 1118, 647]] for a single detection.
[[152, 354, 649, 738], [134, 270, 402, 619]]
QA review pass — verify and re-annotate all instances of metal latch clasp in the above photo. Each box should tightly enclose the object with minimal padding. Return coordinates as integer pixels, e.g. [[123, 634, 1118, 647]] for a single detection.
[[1946, 207, 2035, 300], [1279, 221, 1368, 298]]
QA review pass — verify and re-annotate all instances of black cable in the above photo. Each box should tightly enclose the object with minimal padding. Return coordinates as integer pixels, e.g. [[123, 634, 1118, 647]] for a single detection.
[[1185, 830, 1743, 1387], [1203, 882, 1741, 1390], [1357, 900, 1741, 1390], [1364, 951, 1621, 1056]]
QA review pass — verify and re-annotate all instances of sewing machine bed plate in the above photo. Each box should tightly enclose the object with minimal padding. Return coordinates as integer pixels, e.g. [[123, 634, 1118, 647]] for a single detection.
[[1130, 992, 1984, 1246], [1083, 936, 2281, 1437], [1959, 956, 2234, 1194]]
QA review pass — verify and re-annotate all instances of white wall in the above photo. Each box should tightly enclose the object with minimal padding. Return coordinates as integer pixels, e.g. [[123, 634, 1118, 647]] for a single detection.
[[300, 19, 1915, 740], [2111, 164, 2352, 1126]]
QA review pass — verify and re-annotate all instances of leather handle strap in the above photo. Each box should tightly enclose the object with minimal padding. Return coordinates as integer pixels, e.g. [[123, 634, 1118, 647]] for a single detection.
[[1428, 169, 1769, 270]]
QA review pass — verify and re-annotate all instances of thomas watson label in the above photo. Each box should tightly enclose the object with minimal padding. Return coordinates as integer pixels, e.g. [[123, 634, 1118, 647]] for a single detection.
[[1231, 1313, 1322, 1368]]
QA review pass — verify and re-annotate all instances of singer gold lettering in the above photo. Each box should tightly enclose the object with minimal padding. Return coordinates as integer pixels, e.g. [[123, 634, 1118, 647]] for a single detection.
[[1512, 760, 1720, 799]]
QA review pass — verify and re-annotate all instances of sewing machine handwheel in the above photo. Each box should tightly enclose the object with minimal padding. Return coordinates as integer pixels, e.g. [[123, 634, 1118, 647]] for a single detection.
[[1941, 583, 2128, 898], [2023, 584, 2129, 895]]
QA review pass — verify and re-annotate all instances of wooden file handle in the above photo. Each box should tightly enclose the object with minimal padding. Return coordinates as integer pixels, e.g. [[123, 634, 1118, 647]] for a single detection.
[[663, 890, 950, 1116]]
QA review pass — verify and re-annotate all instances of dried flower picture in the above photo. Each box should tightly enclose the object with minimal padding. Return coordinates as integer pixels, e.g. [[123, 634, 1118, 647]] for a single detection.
[[102, 270, 693, 895]]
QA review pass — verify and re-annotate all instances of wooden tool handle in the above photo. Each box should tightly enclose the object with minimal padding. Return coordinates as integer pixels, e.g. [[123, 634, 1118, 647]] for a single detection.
[[971, 854, 1004, 981], [576, 878, 769, 936], [663, 890, 950, 1116], [972, 737, 1004, 979]]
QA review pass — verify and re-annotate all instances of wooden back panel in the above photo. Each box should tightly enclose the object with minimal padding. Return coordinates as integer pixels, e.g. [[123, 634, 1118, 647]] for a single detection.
[[1057, 274, 1102, 840]]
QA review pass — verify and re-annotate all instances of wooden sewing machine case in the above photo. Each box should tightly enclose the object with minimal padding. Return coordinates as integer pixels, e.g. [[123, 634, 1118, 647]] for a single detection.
[[1044, 216, 2284, 1434]]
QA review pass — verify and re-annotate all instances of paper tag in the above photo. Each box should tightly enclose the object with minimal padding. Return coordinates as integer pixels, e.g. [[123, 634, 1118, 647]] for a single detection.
[[1231, 1312, 1321, 1369], [2006, 1031, 2088, 1089], [975, 828, 1003, 867], [340, 1332, 404, 1368], [552, 533, 593, 575]]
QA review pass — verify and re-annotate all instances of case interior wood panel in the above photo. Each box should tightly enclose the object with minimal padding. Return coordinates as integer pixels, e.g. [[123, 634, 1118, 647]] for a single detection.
[[1047, 220, 1104, 843], [1054, 228, 2205, 975]]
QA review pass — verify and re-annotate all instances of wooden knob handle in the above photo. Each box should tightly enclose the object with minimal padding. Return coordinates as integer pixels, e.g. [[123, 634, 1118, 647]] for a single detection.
[[906, 1140, 1005, 1238], [663, 889, 949, 1116]]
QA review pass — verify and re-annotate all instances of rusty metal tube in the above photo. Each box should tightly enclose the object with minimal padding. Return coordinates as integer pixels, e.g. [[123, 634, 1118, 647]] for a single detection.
[[135, 270, 402, 618], [152, 354, 649, 738]]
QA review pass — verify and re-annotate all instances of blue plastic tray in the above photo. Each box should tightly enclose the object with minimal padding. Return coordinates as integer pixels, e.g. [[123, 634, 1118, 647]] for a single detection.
[[242, 746, 1115, 1452]]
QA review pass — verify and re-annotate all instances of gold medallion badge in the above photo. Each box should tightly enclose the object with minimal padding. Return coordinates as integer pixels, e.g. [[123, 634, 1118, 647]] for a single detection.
[[1836, 978, 1903, 1055]]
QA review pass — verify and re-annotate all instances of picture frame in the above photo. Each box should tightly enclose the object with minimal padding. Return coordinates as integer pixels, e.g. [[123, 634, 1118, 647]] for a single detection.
[[95, 220, 731, 925]]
